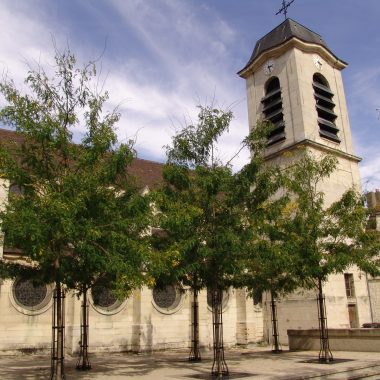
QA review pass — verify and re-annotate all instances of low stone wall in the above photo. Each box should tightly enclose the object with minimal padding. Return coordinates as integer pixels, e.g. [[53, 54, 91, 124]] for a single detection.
[[288, 329, 380, 352]]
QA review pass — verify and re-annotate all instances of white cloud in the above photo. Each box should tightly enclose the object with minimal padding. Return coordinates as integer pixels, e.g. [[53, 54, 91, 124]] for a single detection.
[[100, 0, 249, 165], [348, 66, 380, 117], [360, 158, 380, 192], [0, 0, 250, 169]]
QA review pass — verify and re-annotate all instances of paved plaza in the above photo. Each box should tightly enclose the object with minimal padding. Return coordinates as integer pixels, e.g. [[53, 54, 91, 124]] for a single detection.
[[0, 346, 379, 379]]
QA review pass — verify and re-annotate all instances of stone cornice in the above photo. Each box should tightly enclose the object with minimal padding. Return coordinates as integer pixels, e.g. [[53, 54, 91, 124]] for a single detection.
[[238, 38, 347, 79], [263, 139, 361, 163]]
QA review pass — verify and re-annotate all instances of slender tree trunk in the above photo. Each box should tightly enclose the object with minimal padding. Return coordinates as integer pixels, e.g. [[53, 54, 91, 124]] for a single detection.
[[189, 288, 201, 361], [51, 281, 65, 380], [270, 291, 281, 353], [211, 286, 228, 378], [76, 286, 91, 370], [317, 278, 333, 362]]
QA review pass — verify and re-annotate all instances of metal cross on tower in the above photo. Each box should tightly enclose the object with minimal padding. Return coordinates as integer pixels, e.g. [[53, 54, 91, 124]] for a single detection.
[[276, 0, 295, 20]]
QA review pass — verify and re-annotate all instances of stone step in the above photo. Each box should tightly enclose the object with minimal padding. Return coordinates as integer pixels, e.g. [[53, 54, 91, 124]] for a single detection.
[[346, 366, 380, 380], [290, 364, 380, 380]]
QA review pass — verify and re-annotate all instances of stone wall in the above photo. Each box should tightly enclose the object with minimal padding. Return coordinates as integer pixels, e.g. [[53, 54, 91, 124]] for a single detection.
[[0, 279, 264, 355], [288, 328, 380, 352]]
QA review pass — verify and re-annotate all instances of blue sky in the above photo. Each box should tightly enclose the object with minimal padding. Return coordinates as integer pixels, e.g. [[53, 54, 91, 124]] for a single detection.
[[1, 0, 379, 190]]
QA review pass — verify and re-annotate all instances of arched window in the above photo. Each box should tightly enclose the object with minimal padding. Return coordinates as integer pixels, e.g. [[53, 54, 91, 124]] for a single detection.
[[313, 74, 339, 142], [261, 77, 285, 146]]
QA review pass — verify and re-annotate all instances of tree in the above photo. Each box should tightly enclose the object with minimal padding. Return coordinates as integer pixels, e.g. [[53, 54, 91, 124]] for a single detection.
[[239, 194, 299, 352], [152, 106, 241, 375], [282, 151, 380, 362], [232, 125, 298, 353], [153, 110, 279, 376], [0, 50, 151, 378]]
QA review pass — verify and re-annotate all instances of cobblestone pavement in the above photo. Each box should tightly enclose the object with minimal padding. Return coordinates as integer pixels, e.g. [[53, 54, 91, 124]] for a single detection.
[[0, 347, 379, 379]]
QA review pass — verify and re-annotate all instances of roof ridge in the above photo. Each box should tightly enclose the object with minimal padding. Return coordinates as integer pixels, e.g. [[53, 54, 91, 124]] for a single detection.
[[287, 18, 324, 39]]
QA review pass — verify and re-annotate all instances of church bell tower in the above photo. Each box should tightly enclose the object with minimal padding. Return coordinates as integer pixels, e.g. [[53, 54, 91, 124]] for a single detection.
[[239, 18, 362, 203], [238, 19, 372, 341]]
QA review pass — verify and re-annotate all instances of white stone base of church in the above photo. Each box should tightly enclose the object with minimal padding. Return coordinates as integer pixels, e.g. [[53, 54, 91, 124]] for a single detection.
[[0, 283, 264, 355]]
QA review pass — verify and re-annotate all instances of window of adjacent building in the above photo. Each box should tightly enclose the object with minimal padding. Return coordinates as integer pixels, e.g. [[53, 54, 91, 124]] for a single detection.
[[344, 273, 355, 298], [253, 290, 263, 308], [348, 304, 359, 328], [313, 74, 340, 143], [261, 77, 285, 146]]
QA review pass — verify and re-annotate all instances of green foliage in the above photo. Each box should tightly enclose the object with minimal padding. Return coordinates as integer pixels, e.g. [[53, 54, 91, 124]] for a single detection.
[[153, 108, 282, 295], [282, 151, 380, 288], [0, 49, 151, 296], [236, 148, 380, 299], [232, 123, 298, 298], [153, 106, 236, 291], [165, 106, 233, 168]]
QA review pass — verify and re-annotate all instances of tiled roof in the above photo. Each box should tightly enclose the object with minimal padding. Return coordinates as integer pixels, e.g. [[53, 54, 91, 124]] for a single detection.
[[128, 157, 164, 189], [0, 128, 164, 189]]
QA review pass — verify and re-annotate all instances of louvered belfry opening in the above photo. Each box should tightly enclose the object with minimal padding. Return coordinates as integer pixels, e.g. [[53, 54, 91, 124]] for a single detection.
[[313, 74, 340, 143], [261, 77, 285, 146]]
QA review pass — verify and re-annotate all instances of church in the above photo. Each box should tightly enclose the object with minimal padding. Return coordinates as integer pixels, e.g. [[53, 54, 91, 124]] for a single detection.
[[0, 17, 375, 355]]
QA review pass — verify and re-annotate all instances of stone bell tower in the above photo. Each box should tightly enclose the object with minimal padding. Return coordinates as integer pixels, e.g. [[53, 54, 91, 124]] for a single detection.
[[238, 19, 372, 343]]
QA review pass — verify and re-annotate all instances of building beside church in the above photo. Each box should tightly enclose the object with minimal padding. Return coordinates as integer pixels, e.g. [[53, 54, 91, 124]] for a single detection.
[[0, 18, 375, 354], [366, 190, 380, 325]]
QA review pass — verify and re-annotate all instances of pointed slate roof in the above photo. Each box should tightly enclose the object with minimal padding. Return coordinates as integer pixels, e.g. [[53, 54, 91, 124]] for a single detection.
[[239, 18, 345, 75]]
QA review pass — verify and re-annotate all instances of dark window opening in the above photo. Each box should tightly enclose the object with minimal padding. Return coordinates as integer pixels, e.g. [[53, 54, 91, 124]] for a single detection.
[[253, 290, 263, 307], [313, 74, 340, 143], [9, 183, 24, 197], [261, 77, 285, 146]]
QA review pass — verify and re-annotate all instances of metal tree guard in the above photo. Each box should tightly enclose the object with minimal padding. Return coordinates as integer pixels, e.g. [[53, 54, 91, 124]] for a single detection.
[[76, 287, 91, 370], [51, 284, 66, 380], [317, 279, 333, 362], [211, 287, 229, 378], [270, 292, 282, 353], [189, 289, 201, 361]]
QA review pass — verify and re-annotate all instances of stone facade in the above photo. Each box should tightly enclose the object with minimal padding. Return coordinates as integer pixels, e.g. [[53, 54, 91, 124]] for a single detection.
[[0, 277, 263, 354], [288, 328, 380, 352], [366, 190, 380, 323]]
